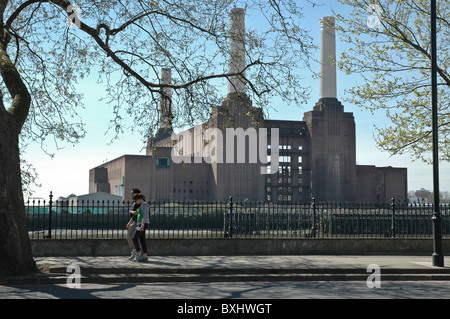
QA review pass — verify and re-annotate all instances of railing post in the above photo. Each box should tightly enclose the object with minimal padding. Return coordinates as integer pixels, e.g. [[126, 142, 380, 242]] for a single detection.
[[311, 197, 316, 238], [391, 198, 396, 238], [46, 191, 53, 239], [229, 196, 233, 238]]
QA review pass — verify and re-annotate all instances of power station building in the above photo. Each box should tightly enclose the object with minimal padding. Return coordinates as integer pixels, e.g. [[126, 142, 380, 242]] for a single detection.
[[89, 10, 407, 203]]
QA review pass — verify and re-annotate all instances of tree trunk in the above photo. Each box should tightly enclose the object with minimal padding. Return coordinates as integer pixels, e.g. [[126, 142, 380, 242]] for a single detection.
[[0, 111, 37, 277]]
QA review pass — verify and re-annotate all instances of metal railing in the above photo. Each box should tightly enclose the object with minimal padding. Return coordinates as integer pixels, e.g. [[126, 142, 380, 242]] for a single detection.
[[25, 195, 450, 240]]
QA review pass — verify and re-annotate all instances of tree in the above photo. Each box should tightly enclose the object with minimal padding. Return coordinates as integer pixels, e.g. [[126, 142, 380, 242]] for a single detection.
[[0, 0, 316, 276], [336, 0, 450, 163]]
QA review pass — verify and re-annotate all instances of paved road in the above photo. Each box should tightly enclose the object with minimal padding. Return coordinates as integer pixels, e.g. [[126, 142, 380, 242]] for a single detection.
[[2, 280, 450, 299]]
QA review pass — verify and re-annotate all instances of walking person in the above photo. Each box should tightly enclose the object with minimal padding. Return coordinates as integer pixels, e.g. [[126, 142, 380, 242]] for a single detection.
[[126, 188, 141, 260], [131, 193, 150, 262]]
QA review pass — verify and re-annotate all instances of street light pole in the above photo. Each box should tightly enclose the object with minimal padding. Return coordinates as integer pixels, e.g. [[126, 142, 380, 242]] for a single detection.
[[431, 0, 444, 267]]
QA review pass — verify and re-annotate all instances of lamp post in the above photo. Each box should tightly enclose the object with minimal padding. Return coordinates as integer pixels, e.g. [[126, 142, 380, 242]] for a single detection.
[[431, 0, 444, 267]]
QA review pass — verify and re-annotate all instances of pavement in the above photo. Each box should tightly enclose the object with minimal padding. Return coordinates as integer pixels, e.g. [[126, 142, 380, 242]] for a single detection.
[[4, 255, 450, 285]]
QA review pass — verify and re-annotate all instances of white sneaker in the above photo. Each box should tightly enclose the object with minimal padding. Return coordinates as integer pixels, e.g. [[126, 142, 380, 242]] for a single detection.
[[129, 250, 137, 260]]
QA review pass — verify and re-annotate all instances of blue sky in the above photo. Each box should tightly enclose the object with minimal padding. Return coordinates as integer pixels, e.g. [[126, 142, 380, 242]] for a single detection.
[[22, 1, 450, 200]]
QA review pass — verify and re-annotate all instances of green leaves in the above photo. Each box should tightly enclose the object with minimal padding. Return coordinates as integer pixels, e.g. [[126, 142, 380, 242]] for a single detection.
[[337, 0, 450, 162]]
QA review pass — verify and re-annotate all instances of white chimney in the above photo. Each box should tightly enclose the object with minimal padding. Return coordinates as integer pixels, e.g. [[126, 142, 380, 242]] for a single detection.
[[160, 67, 172, 130], [319, 16, 337, 99], [228, 8, 246, 95]]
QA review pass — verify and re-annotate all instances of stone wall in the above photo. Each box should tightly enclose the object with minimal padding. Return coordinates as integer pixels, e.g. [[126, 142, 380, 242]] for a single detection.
[[31, 238, 449, 257]]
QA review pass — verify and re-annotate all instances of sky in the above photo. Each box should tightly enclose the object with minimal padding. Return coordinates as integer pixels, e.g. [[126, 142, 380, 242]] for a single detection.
[[21, 1, 450, 200]]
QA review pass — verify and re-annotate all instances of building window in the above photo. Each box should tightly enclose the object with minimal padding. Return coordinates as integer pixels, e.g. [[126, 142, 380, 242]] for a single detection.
[[280, 156, 291, 163], [115, 185, 124, 197], [278, 165, 291, 175], [278, 144, 291, 150], [156, 157, 171, 168]]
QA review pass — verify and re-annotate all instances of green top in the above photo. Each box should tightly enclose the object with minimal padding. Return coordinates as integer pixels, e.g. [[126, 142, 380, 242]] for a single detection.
[[137, 207, 142, 222]]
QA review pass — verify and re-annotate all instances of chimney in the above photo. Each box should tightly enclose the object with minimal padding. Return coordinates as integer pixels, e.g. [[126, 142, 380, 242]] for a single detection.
[[319, 16, 337, 99], [159, 67, 173, 131], [228, 8, 246, 95]]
